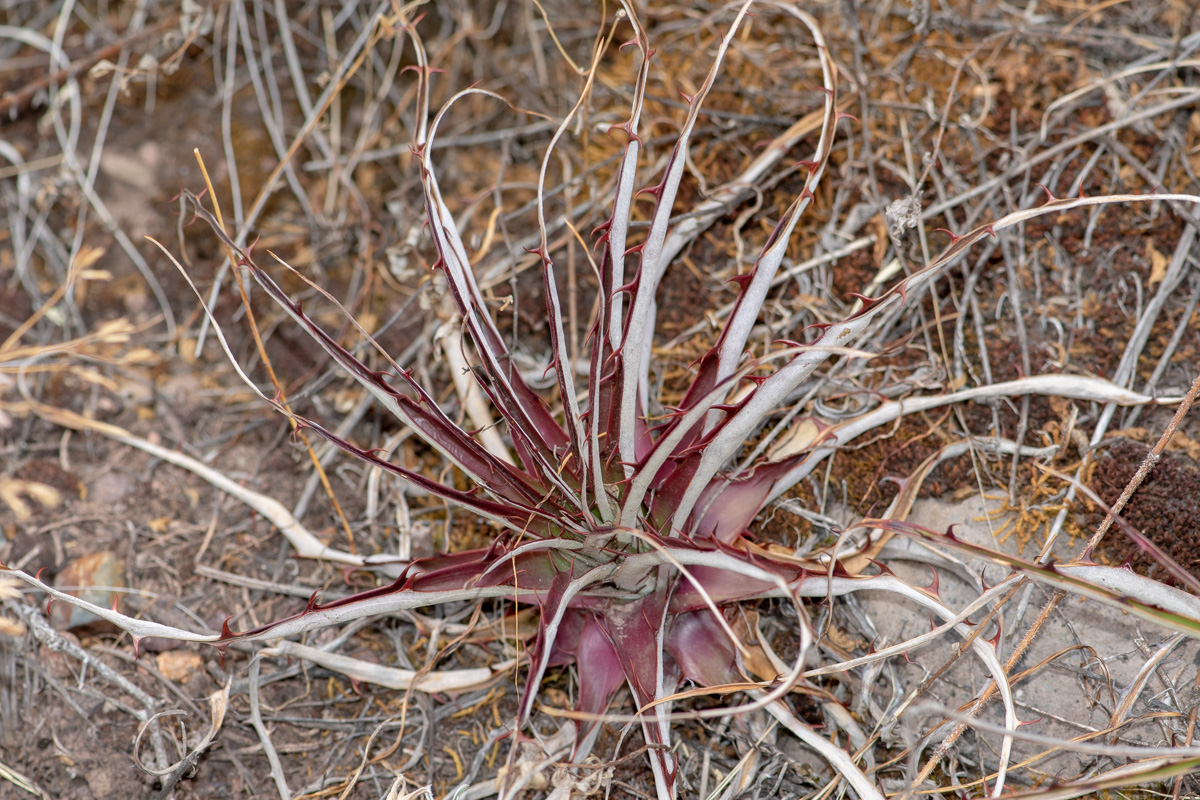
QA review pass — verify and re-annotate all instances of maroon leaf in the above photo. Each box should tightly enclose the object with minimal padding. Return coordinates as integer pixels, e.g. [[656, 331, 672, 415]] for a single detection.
[[666, 608, 739, 686]]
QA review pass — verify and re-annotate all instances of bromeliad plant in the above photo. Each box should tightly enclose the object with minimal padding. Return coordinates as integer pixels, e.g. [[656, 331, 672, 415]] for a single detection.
[[12, 3, 1200, 799]]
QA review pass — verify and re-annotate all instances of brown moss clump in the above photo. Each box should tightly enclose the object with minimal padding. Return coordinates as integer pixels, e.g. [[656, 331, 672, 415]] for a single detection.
[[1090, 439, 1200, 584]]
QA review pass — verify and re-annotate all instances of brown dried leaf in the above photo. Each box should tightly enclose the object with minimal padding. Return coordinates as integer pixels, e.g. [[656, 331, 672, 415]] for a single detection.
[[0, 477, 61, 521], [1146, 239, 1168, 284]]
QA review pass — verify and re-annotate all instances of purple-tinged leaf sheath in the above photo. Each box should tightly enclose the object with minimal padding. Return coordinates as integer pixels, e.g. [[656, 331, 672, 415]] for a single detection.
[[545, 608, 585, 667], [516, 553, 622, 728], [666, 608, 739, 686], [669, 562, 800, 614], [621, 367, 751, 528], [597, 587, 677, 791], [685, 459, 798, 542], [520, 570, 575, 723], [572, 614, 627, 757]]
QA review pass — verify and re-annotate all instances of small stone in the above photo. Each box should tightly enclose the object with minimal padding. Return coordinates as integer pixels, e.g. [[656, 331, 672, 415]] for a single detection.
[[87, 472, 136, 504], [155, 650, 203, 682], [52, 551, 125, 629]]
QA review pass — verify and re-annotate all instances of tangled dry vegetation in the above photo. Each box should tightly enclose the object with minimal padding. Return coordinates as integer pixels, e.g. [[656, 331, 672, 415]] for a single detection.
[[4, 2, 1200, 800]]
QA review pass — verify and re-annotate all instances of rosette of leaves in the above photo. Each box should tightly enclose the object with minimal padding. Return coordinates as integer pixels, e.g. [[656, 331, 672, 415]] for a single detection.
[[187, 9, 899, 796]]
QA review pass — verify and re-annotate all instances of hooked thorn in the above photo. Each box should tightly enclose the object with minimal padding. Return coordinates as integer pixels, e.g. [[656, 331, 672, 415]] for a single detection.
[[846, 292, 880, 309], [934, 227, 962, 244], [978, 567, 992, 592], [606, 120, 631, 138], [304, 590, 321, 614], [924, 567, 941, 598], [592, 232, 610, 255], [867, 558, 895, 577]]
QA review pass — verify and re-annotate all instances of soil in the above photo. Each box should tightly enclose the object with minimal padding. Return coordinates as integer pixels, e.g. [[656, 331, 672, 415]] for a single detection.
[[1090, 439, 1200, 582]]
